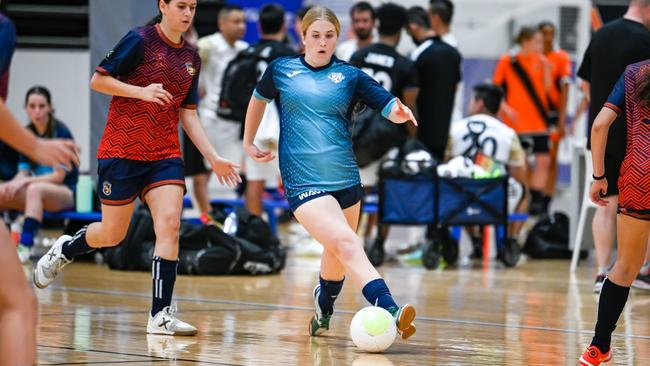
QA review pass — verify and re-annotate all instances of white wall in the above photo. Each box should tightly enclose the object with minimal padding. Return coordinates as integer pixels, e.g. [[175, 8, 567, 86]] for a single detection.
[[5, 49, 91, 172]]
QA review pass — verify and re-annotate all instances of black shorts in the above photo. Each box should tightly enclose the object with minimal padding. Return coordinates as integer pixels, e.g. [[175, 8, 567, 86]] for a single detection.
[[287, 184, 365, 212], [97, 157, 185, 205], [518, 133, 550, 154], [604, 154, 621, 197], [182, 131, 209, 176]]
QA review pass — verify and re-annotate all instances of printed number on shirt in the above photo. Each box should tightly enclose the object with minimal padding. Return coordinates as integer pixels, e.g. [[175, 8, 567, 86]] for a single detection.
[[361, 68, 392, 92]]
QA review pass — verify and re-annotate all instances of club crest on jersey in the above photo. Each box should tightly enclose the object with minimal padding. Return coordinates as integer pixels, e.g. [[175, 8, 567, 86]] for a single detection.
[[102, 181, 112, 196], [328, 72, 345, 84], [185, 62, 196, 76], [105, 50, 114, 60]]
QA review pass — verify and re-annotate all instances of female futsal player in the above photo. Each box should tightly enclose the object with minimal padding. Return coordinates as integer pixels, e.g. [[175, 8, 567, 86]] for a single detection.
[[34, 0, 240, 336], [243, 6, 418, 340], [580, 60, 650, 366], [0, 99, 79, 366]]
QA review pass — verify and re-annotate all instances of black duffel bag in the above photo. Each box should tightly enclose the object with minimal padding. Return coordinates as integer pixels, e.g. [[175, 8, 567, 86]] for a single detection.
[[351, 106, 407, 167], [524, 212, 588, 259]]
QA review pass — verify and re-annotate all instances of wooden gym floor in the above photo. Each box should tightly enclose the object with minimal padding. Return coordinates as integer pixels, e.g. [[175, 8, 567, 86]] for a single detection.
[[32, 250, 650, 366]]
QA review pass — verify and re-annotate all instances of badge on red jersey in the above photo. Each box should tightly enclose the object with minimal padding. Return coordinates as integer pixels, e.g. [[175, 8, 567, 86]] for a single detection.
[[185, 62, 196, 76]]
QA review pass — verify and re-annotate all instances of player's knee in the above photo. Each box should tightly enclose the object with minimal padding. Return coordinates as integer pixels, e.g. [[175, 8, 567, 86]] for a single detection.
[[331, 233, 361, 262], [96, 225, 129, 247], [154, 214, 181, 239], [25, 182, 44, 197]]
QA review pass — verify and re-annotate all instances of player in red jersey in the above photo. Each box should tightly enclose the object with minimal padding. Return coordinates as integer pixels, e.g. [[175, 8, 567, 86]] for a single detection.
[[580, 59, 650, 366], [33, 0, 240, 336]]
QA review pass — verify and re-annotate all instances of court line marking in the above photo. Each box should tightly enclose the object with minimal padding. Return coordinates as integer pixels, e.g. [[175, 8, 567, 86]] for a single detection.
[[38, 344, 240, 366], [48, 286, 650, 341]]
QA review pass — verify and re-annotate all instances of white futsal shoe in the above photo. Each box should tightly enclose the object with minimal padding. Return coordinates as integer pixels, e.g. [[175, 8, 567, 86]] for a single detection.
[[147, 304, 197, 336], [33, 235, 72, 289]]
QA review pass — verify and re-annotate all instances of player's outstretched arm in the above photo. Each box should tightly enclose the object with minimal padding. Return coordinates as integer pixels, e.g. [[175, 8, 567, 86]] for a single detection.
[[387, 98, 418, 127], [180, 108, 241, 187], [0, 100, 79, 171], [243, 96, 275, 163], [90, 72, 172, 106], [589, 107, 617, 206]]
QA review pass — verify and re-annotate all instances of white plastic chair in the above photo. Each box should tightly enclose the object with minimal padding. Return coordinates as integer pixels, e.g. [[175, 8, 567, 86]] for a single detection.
[[570, 148, 598, 272]]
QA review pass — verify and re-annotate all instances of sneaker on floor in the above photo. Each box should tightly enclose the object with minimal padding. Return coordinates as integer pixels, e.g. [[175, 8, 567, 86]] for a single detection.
[[632, 274, 650, 291], [17, 243, 31, 264], [593, 274, 607, 294], [33, 235, 72, 289], [147, 304, 197, 336], [388, 304, 416, 340], [309, 285, 332, 336], [579, 345, 612, 366]]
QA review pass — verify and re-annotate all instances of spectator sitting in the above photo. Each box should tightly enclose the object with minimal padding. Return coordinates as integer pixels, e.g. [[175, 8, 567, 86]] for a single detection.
[[0, 86, 78, 263]]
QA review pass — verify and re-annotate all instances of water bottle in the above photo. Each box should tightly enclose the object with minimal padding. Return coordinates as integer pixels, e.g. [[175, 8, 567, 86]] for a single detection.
[[76, 174, 94, 213]]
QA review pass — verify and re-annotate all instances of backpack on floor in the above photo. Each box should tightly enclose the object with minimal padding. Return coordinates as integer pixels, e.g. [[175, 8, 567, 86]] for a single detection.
[[524, 212, 588, 259], [104, 206, 155, 270]]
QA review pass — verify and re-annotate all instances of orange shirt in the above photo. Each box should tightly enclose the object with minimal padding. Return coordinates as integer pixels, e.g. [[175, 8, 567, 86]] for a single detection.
[[546, 49, 572, 110], [493, 52, 549, 134]]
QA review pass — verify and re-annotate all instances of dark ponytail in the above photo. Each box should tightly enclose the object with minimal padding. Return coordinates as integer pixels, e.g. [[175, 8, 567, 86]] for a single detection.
[[636, 66, 650, 108], [146, 0, 171, 26]]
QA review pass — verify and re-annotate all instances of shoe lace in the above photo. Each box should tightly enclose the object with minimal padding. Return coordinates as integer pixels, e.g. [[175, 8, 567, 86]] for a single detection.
[[47, 253, 70, 275], [164, 302, 178, 318]]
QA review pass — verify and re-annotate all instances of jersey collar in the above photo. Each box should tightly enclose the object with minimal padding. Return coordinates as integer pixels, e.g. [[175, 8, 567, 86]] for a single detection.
[[300, 55, 336, 72], [155, 23, 184, 49]]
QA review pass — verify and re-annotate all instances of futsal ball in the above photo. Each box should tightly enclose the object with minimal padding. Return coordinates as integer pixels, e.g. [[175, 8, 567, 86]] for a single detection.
[[349, 306, 397, 352]]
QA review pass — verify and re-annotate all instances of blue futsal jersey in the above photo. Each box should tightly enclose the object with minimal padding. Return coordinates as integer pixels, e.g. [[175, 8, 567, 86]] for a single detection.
[[253, 55, 396, 198]]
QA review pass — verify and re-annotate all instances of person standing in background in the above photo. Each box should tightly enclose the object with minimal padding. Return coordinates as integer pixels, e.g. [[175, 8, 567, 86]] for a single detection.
[[189, 5, 247, 221], [336, 2, 375, 61], [576, 0, 650, 293]]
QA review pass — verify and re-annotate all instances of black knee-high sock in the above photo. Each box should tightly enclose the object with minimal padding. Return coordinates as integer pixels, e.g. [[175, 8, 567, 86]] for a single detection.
[[318, 275, 344, 315], [151, 256, 178, 317], [591, 278, 630, 353], [61, 225, 94, 260]]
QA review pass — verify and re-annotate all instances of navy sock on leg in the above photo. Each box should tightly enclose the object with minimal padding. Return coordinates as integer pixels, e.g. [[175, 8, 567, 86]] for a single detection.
[[61, 225, 94, 260], [151, 256, 178, 317], [591, 278, 630, 353], [20, 217, 41, 247], [362, 278, 398, 311], [318, 275, 344, 315]]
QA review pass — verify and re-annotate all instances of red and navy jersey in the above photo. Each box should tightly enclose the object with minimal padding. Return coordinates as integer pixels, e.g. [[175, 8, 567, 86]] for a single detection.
[[96, 24, 201, 161], [0, 13, 17, 101], [605, 59, 650, 212]]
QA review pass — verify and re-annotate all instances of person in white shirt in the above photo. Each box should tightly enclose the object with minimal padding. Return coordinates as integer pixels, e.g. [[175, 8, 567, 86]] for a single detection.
[[336, 2, 376, 61], [190, 5, 247, 216], [446, 84, 529, 240]]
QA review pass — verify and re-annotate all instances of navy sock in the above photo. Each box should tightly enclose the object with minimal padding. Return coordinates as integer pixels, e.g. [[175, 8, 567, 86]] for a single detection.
[[20, 217, 41, 247], [318, 275, 344, 315], [591, 278, 630, 353], [362, 278, 398, 311], [61, 225, 94, 260], [151, 256, 178, 317]]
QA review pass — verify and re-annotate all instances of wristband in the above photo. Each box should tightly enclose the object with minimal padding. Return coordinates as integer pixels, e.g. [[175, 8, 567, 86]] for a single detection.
[[592, 173, 606, 181]]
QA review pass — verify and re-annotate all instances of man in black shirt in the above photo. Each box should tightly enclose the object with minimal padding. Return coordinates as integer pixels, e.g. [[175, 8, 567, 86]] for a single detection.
[[349, 3, 419, 248], [577, 0, 650, 293], [243, 3, 295, 216], [406, 6, 462, 161]]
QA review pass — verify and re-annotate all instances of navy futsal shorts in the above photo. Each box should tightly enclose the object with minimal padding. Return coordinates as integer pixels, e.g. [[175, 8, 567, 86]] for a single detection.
[[287, 184, 364, 212]]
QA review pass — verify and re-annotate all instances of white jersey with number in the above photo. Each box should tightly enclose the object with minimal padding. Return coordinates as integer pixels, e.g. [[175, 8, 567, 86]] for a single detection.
[[447, 113, 525, 167]]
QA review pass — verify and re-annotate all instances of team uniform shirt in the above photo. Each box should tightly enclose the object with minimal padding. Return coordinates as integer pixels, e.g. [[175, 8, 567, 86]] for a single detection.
[[349, 43, 419, 98], [493, 52, 549, 135], [578, 18, 650, 161], [196, 32, 248, 119], [605, 60, 650, 215], [96, 24, 201, 161], [412, 37, 462, 160], [18, 121, 79, 190], [546, 48, 572, 111], [0, 12, 16, 101], [253, 55, 396, 198], [446, 113, 525, 167]]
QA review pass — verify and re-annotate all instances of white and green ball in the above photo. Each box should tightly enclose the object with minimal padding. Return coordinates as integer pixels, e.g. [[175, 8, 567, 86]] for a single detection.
[[349, 306, 397, 352]]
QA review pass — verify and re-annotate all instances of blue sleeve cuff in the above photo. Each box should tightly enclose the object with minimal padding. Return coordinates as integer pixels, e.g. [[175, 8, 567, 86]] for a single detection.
[[253, 89, 273, 103], [381, 98, 397, 119], [18, 163, 30, 172]]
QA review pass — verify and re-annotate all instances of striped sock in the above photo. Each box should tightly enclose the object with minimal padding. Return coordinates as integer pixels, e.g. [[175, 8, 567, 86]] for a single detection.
[[151, 256, 178, 317], [61, 225, 93, 260]]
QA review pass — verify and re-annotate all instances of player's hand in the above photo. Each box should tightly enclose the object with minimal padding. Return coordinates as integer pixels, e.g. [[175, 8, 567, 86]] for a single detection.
[[210, 157, 241, 188], [590, 178, 609, 206], [1, 178, 27, 200], [245, 143, 275, 163], [32, 138, 80, 172], [139, 83, 173, 105], [393, 99, 418, 126]]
